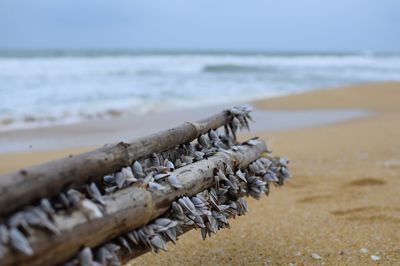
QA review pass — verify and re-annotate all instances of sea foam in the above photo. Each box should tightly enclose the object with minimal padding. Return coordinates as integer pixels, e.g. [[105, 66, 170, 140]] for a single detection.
[[0, 51, 399, 131]]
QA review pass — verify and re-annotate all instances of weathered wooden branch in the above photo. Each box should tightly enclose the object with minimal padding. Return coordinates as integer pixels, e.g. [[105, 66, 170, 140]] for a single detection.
[[0, 110, 234, 216], [0, 140, 267, 266]]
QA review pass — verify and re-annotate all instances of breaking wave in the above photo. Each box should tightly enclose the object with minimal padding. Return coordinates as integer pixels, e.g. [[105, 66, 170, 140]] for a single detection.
[[1, 51, 400, 131], [203, 64, 277, 73]]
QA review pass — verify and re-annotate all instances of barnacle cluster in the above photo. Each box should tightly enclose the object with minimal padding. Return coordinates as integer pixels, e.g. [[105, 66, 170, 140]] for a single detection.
[[69, 150, 290, 266], [0, 105, 291, 266], [99, 105, 254, 195]]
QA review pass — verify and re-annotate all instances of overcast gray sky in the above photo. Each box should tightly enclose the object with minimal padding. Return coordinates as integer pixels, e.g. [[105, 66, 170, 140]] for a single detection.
[[0, 0, 399, 52]]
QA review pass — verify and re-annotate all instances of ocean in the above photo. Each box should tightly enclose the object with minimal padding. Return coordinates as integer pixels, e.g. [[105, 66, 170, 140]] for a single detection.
[[0, 50, 399, 131]]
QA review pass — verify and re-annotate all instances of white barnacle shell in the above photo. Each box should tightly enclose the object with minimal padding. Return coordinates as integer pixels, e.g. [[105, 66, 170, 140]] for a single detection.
[[143, 171, 155, 184], [66, 189, 83, 207], [200, 227, 208, 240], [218, 204, 230, 212], [255, 160, 265, 171], [103, 247, 121, 265], [105, 186, 117, 194], [190, 196, 206, 208], [216, 169, 228, 182], [263, 171, 279, 183], [231, 117, 241, 130], [231, 145, 239, 151], [237, 197, 248, 213], [143, 224, 155, 237], [118, 236, 132, 253], [115, 172, 125, 189], [182, 216, 194, 226], [248, 162, 260, 174], [132, 161, 145, 178], [121, 167, 138, 184], [258, 157, 272, 168], [150, 234, 167, 252], [58, 192, 71, 209], [24, 207, 60, 235], [87, 182, 106, 206], [194, 151, 205, 161], [193, 215, 206, 228], [198, 134, 211, 148], [154, 218, 178, 229], [181, 155, 194, 165], [164, 227, 177, 244], [126, 231, 140, 246], [154, 173, 170, 181], [104, 242, 121, 252], [148, 182, 165, 191], [280, 167, 291, 179], [225, 164, 234, 175], [81, 199, 103, 219], [136, 229, 149, 245], [0, 224, 9, 244], [146, 153, 161, 169], [94, 247, 108, 265], [208, 129, 219, 141], [164, 160, 175, 171], [178, 197, 197, 215], [78, 247, 93, 266], [209, 216, 219, 233], [245, 139, 260, 146], [279, 157, 289, 167], [228, 175, 239, 191], [171, 201, 185, 217], [8, 212, 29, 232], [10, 227, 33, 256], [235, 169, 247, 183], [167, 173, 182, 189], [174, 158, 182, 168], [103, 175, 114, 184], [40, 198, 55, 217]]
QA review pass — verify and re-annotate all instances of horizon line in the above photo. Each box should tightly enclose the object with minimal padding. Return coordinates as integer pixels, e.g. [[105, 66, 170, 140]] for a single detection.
[[0, 48, 399, 56]]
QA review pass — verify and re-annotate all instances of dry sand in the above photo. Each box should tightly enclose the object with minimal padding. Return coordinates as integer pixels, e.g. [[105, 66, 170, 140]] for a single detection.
[[1, 82, 399, 265]]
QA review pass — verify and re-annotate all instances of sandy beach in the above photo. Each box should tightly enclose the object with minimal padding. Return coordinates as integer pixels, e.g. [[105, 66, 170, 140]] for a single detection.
[[1, 82, 399, 265]]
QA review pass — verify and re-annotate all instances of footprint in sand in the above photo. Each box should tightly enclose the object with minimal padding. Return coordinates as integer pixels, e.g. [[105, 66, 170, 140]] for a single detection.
[[297, 194, 333, 204], [348, 178, 386, 187], [331, 206, 400, 224]]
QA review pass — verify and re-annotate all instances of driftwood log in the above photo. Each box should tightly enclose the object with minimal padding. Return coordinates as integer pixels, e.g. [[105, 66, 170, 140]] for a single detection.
[[0, 110, 234, 216], [0, 140, 267, 266]]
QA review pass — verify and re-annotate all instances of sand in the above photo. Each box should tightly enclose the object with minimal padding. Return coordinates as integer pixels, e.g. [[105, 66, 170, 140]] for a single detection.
[[1, 82, 400, 265], [132, 82, 400, 265], [0, 107, 368, 154], [254, 82, 400, 112]]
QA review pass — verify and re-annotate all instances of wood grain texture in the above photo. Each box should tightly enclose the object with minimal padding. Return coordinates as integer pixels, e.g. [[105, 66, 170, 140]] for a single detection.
[[0, 140, 266, 266], [0, 111, 232, 216]]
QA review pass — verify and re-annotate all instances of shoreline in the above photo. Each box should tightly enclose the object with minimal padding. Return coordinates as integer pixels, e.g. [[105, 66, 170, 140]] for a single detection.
[[0, 107, 370, 154], [0, 80, 396, 137], [0, 81, 396, 174]]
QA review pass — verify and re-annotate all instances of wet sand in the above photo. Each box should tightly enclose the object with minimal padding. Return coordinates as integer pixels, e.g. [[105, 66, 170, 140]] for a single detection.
[[1, 82, 400, 265], [0, 108, 368, 154]]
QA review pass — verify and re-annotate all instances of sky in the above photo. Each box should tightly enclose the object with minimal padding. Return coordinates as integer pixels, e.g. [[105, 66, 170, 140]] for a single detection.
[[0, 0, 399, 52]]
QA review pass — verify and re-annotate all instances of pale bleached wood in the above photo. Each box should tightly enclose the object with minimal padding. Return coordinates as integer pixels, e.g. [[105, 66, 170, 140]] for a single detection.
[[0, 140, 267, 266], [0, 111, 233, 217]]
